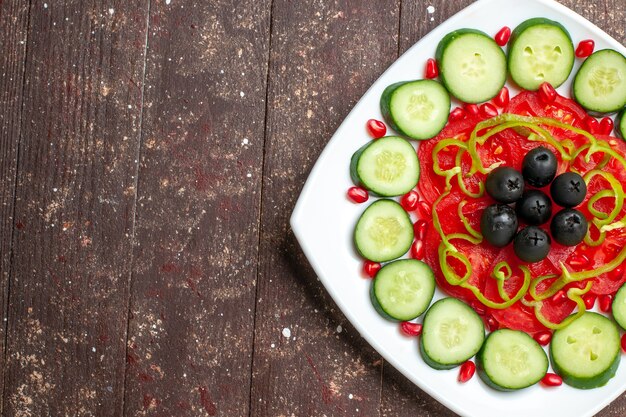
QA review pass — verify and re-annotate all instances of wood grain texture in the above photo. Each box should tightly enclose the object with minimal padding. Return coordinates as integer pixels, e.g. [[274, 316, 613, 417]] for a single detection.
[[248, 0, 400, 416], [0, 0, 31, 414], [3, 1, 149, 415], [122, 1, 272, 415]]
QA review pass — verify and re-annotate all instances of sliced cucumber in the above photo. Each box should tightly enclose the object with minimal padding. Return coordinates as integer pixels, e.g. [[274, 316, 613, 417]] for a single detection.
[[550, 312, 620, 389], [508, 18, 575, 91], [612, 282, 626, 330], [477, 329, 548, 391], [370, 259, 435, 321], [380, 80, 450, 140], [420, 298, 485, 370], [617, 108, 626, 140], [350, 137, 419, 197], [435, 29, 507, 103], [354, 199, 413, 262], [573, 49, 626, 114]]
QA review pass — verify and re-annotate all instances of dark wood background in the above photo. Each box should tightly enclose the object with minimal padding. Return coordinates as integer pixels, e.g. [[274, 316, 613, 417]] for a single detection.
[[0, 0, 624, 415]]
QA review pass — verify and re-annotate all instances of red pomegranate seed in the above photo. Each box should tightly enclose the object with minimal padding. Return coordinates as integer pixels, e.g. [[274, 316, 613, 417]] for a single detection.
[[599, 294, 612, 312], [533, 331, 552, 346], [538, 82, 557, 103], [414, 219, 428, 240], [480, 103, 498, 118], [568, 253, 590, 268], [363, 260, 381, 278], [366, 119, 387, 139], [425, 58, 439, 79], [400, 321, 423, 337], [411, 240, 425, 260], [609, 265, 624, 280], [599, 117, 614, 135], [493, 87, 510, 107], [458, 361, 476, 383], [541, 373, 563, 387], [494, 26, 511, 46], [401, 190, 420, 211], [347, 186, 368, 203], [417, 201, 432, 217], [551, 290, 567, 303], [464, 103, 480, 116], [575, 39, 595, 58], [584, 116, 599, 134], [471, 301, 486, 316], [621, 334, 626, 353], [486, 316, 499, 332], [449, 107, 467, 122], [583, 293, 596, 310]]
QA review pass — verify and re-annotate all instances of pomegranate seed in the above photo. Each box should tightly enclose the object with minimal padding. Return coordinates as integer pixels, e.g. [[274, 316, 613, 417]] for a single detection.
[[486, 316, 499, 332], [551, 290, 567, 303], [567, 253, 590, 268], [575, 39, 595, 58], [400, 191, 420, 211], [411, 240, 425, 260], [449, 107, 467, 122], [541, 373, 563, 387], [458, 361, 476, 383], [493, 87, 510, 107], [425, 58, 439, 79], [494, 26, 511, 46], [347, 186, 368, 203], [599, 294, 612, 312], [538, 82, 557, 103], [621, 334, 626, 353], [417, 201, 432, 217], [366, 119, 387, 139], [533, 331, 552, 346], [400, 321, 423, 337], [363, 260, 381, 278], [414, 219, 428, 240], [464, 103, 480, 116], [609, 265, 624, 280], [583, 293, 596, 310], [471, 301, 486, 316], [584, 116, 599, 134], [480, 103, 498, 118], [599, 117, 614, 135]]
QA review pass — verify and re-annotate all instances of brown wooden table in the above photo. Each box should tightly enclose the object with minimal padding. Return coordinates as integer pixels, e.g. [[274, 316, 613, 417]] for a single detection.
[[1, 0, 624, 415]]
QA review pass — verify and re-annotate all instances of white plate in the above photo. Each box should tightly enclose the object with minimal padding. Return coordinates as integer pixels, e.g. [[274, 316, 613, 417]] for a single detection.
[[291, 0, 626, 416]]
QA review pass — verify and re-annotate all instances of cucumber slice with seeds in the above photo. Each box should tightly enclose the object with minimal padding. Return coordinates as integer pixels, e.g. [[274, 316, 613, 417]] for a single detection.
[[420, 298, 485, 370], [354, 199, 413, 263], [380, 80, 450, 140], [435, 29, 507, 103], [350, 136, 419, 197], [370, 259, 435, 321], [508, 18, 575, 91], [477, 329, 548, 391], [573, 49, 626, 114], [612, 282, 626, 330], [550, 312, 620, 389], [617, 108, 626, 140]]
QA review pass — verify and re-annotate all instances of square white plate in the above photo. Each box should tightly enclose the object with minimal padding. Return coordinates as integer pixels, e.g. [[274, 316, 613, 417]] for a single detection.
[[290, 0, 626, 416]]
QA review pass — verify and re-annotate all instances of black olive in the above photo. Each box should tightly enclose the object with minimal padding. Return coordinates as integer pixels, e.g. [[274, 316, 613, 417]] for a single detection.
[[550, 172, 587, 208], [513, 226, 551, 263], [550, 208, 588, 246], [480, 204, 518, 247], [522, 147, 557, 187], [485, 167, 524, 203], [516, 190, 552, 225]]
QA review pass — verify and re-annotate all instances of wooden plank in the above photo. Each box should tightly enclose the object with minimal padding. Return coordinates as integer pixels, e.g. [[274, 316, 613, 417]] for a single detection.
[[382, 1, 625, 416], [2, 1, 149, 415], [0, 0, 31, 413], [248, 1, 400, 416], [121, 1, 272, 415]]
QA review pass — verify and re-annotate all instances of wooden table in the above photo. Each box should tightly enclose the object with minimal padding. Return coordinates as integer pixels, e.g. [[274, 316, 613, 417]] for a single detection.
[[0, 0, 624, 415]]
